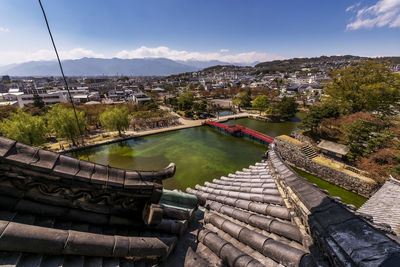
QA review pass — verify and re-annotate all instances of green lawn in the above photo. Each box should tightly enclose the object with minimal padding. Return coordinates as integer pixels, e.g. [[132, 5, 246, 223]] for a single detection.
[[292, 167, 367, 208]]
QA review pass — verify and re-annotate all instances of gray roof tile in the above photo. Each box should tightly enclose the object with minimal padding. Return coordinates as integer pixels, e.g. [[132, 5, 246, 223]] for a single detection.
[[359, 177, 400, 235]]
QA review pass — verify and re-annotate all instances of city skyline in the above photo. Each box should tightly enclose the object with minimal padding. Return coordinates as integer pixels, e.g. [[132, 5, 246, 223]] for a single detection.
[[0, 0, 400, 65]]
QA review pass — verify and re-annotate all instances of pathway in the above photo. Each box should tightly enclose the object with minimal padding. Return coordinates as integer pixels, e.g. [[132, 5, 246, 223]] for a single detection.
[[51, 112, 251, 153]]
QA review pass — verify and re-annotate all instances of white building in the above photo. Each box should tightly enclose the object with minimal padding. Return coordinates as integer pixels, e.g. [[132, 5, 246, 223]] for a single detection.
[[17, 92, 64, 107], [0, 88, 24, 102], [129, 92, 151, 104], [0, 101, 18, 107], [16, 87, 93, 107]]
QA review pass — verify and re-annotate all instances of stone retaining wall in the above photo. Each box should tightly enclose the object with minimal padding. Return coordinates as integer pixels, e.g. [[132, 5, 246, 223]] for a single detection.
[[290, 130, 315, 146], [274, 137, 378, 198]]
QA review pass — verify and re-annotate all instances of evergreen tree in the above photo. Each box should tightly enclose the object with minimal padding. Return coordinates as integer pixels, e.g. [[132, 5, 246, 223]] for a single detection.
[[300, 101, 340, 133], [33, 94, 45, 109], [278, 97, 298, 120], [178, 92, 195, 111]]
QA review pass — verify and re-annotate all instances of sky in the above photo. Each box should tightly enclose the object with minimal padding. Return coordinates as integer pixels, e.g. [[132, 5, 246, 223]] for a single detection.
[[0, 0, 399, 65]]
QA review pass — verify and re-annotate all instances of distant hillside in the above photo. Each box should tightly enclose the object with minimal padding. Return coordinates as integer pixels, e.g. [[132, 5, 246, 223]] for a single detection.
[[2, 55, 399, 77], [0, 57, 236, 76], [254, 55, 400, 74], [166, 55, 400, 79], [177, 60, 231, 69]]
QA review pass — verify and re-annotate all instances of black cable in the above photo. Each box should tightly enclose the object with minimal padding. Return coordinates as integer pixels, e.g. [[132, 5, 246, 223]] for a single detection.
[[38, 0, 84, 145]]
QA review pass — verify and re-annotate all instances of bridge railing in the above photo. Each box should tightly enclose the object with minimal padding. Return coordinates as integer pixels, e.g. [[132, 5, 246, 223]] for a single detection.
[[204, 121, 274, 144]]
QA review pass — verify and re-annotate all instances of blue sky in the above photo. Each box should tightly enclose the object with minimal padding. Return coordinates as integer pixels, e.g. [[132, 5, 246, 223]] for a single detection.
[[0, 0, 399, 65]]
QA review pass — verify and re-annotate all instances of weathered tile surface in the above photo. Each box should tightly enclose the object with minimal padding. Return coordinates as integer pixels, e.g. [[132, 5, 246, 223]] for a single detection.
[[359, 177, 400, 235]]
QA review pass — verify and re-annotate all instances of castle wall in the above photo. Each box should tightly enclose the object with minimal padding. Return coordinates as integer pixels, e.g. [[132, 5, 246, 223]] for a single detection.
[[274, 137, 378, 198]]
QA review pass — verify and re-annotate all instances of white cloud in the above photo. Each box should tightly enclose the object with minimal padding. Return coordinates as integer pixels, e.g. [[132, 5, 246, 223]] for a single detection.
[[346, 0, 400, 30], [0, 48, 104, 65], [346, 2, 361, 12], [115, 46, 282, 63], [0, 46, 282, 65], [0, 27, 10, 33], [30, 48, 104, 61]]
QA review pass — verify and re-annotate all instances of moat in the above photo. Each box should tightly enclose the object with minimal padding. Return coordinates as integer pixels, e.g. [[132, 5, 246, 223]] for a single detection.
[[69, 114, 367, 208]]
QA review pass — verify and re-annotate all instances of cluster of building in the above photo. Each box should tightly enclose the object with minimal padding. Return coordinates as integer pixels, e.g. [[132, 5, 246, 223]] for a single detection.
[[0, 76, 164, 107], [167, 65, 329, 104], [1, 58, 399, 108]]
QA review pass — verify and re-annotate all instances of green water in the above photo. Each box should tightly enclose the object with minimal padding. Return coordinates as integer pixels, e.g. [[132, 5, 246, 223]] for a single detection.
[[70, 126, 266, 191], [69, 113, 366, 207], [225, 113, 306, 137], [293, 167, 367, 208]]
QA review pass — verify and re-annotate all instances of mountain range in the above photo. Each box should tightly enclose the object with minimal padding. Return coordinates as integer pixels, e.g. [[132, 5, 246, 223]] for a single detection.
[[0, 57, 251, 77]]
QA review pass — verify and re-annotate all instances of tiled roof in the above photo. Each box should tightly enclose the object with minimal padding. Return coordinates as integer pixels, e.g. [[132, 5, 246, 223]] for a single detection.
[[317, 139, 349, 155], [269, 148, 400, 266], [185, 147, 400, 266], [186, 162, 313, 266], [1, 136, 400, 266], [358, 177, 400, 235], [0, 136, 197, 266]]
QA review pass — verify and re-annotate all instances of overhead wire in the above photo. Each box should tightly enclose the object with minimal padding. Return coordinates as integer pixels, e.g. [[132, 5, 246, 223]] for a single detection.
[[38, 0, 85, 145]]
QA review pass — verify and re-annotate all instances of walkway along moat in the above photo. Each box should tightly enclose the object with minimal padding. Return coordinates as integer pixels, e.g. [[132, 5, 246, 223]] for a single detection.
[[69, 116, 366, 207]]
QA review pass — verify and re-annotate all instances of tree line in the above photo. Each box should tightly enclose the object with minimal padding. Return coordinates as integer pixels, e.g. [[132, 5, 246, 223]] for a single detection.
[[0, 102, 172, 147], [233, 89, 298, 121], [298, 61, 400, 182]]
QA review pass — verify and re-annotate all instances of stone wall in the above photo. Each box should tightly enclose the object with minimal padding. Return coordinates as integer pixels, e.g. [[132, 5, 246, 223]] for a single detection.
[[290, 130, 315, 146], [274, 136, 378, 198]]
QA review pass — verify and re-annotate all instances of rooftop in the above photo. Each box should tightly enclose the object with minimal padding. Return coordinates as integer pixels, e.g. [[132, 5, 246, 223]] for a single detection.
[[358, 176, 400, 235], [0, 137, 398, 266], [317, 139, 349, 156], [185, 146, 400, 266], [0, 136, 197, 266]]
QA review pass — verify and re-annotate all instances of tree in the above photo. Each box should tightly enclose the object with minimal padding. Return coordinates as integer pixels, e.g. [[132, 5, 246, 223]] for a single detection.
[[165, 97, 178, 109], [178, 92, 195, 111], [343, 114, 392, 162], [300, 101, 340, 133], [358, 148, 399, 183], [252, 95, 270, 114], [100, 106, 130, 136], [80, 104, 106, 129], [325, 61, 400, 116], [0, 105, 18, 121], [193, 101, 207, 116], [0, 110, 47, 146], [265, 102, 281, 118], [33, 94, 45, 109], [278, 97, 298, 120], [233, 91, 251, 109], [184, 110, 194, 118], [47, 104, 86, 145], [345, 119, 377, 161]]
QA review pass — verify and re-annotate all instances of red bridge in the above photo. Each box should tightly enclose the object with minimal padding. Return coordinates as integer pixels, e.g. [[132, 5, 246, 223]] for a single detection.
[[203, 121, 274, 146]]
